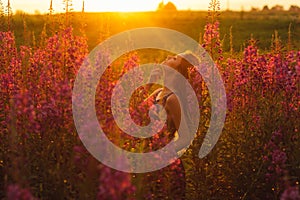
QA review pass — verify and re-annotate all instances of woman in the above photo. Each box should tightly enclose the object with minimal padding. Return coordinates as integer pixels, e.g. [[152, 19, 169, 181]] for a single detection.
[[136, 52, 197, 200]]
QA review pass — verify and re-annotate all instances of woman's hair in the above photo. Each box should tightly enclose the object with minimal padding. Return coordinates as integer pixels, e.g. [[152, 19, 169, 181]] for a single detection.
[[177, 58, 190, 79], [177, 51, 199, 79], [173, 51, 199, 137]]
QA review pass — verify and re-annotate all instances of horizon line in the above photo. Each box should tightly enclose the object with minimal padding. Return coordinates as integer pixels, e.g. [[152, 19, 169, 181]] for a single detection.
[[13, 8, 299, 15]]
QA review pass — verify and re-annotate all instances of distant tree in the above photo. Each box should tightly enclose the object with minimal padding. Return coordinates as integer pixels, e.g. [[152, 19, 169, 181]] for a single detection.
[[271, 5, 284, 11], [164, 2, 177, 11], [157, 1, 177, 12], [262, 5, 269, 11], [289, 5, 300, 12], [14, 10, 26, 16], [251, 7, 259, 12], [157, 1, 164, 11], [34, 10, 41, 15]]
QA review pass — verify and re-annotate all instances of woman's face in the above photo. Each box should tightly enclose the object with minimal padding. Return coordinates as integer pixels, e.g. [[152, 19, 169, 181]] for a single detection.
[[161, 55, 182, 69]]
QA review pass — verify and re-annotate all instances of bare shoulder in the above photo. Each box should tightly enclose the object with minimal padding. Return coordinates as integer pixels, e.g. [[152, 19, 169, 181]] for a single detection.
[[165, 94, 181, 130]]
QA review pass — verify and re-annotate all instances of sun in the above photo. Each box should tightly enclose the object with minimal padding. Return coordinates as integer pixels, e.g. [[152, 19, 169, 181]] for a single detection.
[[85, 0, 158, 12]]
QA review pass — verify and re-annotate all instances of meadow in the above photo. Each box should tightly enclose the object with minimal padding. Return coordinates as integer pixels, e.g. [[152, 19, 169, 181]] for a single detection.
[[3, 10, 300, 52], [0, 1, 300, 200]]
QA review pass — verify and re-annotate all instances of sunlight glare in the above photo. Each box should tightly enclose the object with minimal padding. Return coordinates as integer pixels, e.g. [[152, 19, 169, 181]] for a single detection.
[[85, 0, 160, 12]]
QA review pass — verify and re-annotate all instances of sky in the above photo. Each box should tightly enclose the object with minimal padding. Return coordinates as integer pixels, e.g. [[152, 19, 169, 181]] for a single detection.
[[5, 0, 300, 14]]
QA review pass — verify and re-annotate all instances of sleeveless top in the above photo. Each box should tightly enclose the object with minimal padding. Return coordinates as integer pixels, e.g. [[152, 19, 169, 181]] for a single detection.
[[153, 89, 177, 139], [153, 89, 174, 105]]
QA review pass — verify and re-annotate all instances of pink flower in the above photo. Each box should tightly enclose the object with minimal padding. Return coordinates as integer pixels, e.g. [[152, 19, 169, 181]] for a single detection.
[[6, 184, 36, 200], [272, 149, 287, 165], [281, 186, 300, 200], [97, 164, 136, 200]]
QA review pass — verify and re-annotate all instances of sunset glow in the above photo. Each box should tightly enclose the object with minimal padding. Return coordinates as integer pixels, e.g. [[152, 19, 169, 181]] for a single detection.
[[7, 0, 300, 14], [84, 0, 159, 12]]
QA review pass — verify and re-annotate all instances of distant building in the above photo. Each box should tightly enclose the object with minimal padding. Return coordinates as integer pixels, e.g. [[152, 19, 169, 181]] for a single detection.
[[157, 1, 177, 12]]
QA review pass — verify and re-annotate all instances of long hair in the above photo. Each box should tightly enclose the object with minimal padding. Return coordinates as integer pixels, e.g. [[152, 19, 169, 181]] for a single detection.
[[172, 52, 199, 144], [176, 58, 190, 79]]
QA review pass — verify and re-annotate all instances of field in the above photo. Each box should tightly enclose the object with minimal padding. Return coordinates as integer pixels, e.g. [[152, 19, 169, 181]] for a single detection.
[[5, 10, 300, 51], [0, 3, 300, 200]]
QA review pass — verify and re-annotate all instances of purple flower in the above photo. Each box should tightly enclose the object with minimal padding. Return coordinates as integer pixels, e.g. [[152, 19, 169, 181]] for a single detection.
[[280, 186, 300, 200], [272, 149, 287, 165], [97, 164, 136, 200], [6, 184, 36, 200]]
